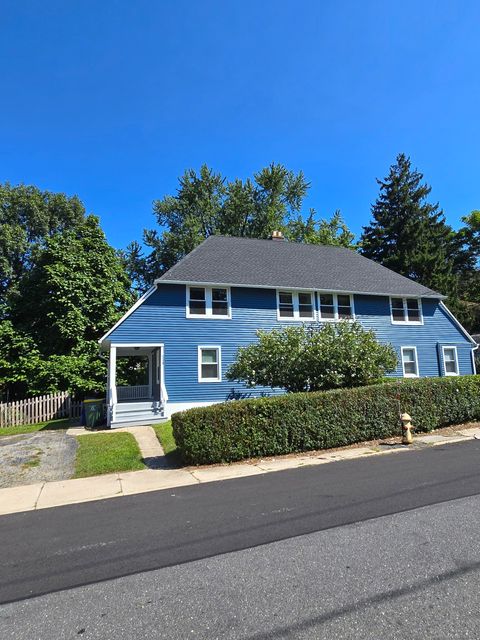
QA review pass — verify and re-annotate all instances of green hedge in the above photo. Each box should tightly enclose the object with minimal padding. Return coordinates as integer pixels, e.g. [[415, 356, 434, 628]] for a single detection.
[[172, 376, 480, 465]]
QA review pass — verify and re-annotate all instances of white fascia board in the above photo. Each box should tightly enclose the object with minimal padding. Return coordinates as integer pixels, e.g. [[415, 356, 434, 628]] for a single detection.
[[439, 301, 477, 345], [98, 285, 157, 347], [155, 279, 445, 300]]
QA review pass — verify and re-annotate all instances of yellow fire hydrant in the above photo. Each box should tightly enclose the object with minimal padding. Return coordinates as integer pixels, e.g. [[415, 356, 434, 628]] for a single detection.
[[401, 413, 414, 445]]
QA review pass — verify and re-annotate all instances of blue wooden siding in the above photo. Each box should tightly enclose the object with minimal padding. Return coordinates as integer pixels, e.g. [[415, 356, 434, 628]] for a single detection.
[[107, 284, 475, 403], [354, 295, 474, 378]]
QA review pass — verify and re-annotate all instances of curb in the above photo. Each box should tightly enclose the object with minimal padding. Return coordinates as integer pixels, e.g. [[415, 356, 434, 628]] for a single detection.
[[0, 427, 479, 516]]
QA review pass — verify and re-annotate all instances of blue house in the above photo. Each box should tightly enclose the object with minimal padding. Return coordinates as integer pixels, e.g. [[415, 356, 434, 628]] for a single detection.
[[99, 234, 477, 427]]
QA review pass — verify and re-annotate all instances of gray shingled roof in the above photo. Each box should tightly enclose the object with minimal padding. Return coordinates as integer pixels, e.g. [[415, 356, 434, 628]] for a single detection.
[[157, 235, 443, 298]]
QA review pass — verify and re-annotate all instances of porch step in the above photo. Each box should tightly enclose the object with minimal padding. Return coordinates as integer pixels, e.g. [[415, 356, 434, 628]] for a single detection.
[[116, 401, 157, 412], [111, 416, 165, 428], [112, 402, 164, 428], [115, 408, 163, 417]]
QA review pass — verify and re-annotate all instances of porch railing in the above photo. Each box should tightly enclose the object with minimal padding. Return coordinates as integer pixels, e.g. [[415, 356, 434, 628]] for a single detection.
[[117, 385, 151, 401]]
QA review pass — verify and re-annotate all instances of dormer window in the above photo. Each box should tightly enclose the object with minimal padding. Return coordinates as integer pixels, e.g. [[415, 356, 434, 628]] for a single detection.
[[390, 298, 423, 324], [277, 291, 314, 321], [187, 286, 231, 319]]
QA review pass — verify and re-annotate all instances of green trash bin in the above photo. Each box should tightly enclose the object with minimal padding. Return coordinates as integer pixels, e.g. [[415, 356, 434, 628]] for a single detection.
[[83, 399, 106, 430]]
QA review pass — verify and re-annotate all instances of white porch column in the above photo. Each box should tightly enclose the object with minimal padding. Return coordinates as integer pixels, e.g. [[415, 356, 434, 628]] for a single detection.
[[160, 346, 168, 404], [107, 345, 117, 426]]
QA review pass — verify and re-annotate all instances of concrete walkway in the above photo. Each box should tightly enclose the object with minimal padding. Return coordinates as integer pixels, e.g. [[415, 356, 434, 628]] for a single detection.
[[0, 426, 479, 516]]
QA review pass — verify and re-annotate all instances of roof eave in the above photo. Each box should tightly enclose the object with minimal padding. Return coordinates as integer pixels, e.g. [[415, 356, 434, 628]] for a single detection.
[[154, 278, 445, 300]]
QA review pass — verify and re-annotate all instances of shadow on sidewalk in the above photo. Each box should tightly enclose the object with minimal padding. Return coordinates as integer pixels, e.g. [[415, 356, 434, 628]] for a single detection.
[[142, 453, 183, 470]]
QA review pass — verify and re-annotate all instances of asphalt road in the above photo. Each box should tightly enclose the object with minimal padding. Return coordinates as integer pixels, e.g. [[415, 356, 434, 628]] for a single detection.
[[2, 493, 480, 639], [1, 440, 480, 638]]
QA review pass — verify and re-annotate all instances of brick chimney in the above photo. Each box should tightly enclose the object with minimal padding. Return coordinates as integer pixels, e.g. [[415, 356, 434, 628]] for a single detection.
[[270, 230, 285, 241]]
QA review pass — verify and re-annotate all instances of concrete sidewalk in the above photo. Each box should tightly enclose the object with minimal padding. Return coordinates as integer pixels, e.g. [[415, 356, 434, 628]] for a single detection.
[[0, 426, 479, 516]]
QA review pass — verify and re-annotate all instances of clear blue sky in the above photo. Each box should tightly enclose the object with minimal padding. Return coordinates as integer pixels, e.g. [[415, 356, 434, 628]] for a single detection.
[[1, 0, 479, 250]]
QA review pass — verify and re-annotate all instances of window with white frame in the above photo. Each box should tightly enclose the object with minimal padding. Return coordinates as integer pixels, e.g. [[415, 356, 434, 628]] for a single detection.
[[198, 346, 221, 382], [401, 347, 419, 377], [187, 286, 231, 318], [391, 297, 422, 324], [442, 346, 459, 376], [318, 293, 354, 321], [277, 291, 314, 320]]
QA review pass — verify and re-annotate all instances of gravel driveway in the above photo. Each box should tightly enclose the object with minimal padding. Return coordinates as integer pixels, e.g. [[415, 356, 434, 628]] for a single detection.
[[0, 431, 78, 488]]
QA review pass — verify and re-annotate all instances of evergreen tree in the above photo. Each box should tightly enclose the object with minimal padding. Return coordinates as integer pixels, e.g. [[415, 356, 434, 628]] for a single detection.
[[360, 154, 458, 295]]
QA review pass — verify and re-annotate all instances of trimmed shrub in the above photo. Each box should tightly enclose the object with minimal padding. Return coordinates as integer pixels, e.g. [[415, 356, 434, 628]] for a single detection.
[[172, 376, 480, 465]]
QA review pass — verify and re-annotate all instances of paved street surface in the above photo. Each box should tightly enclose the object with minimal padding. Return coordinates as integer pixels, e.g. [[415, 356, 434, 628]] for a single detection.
[[1, 440, 480, 638]]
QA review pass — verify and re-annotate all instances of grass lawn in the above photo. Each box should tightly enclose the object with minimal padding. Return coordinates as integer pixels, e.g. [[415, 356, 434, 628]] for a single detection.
[[0, 418, 75, 437], [74, 432, 146, 478], [153, 420, 182, 465]]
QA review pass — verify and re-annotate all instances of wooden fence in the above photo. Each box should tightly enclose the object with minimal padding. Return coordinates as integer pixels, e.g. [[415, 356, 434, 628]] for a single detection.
[[0, 391, 83, 428]]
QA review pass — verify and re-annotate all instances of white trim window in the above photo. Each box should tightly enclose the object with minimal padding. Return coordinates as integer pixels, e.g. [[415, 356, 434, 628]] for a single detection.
[[442, 346, 459, 376], [198, 346, 222, 382], [318, 293, 354, 321], [401, 346, 419, 378], [277, 290, 314, 321], [390, 297, 423, 324], [187, 286, 231, 319]]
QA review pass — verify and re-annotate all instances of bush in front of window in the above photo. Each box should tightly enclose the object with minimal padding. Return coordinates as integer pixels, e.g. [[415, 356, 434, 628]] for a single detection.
[[172, 375, 480, 464], [225, 322, 398, 393]]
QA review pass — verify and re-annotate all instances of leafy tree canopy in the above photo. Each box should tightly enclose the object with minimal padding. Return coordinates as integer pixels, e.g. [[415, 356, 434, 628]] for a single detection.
[[0, 185, 133, 400], [0, 183, 85, 309], [0, 320, 44, 400], [286, 209, 355, 247], [11, 215, 133, 355], [124, 163, 355, 290], [226, 322, 397, 393]]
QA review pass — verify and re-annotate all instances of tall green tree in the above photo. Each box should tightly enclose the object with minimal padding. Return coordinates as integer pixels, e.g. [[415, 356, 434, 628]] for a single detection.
[[125, 163, 356, 289], [454, 210, 480, 331], [11, 215, 133, 356], [0, 185, 134, 400], [360, 154, 458, 296], [0, 183, 85, 310], [145, 163, 308, 278], [0, 320, 44, 400]]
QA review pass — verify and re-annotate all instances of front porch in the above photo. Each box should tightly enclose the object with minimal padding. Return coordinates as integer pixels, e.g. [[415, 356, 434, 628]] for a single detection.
[[106, 343, 168, 427]]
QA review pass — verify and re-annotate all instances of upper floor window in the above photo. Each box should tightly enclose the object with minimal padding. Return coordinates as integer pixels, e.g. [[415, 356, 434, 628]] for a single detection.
[[442, 346, 459, 376], [187, 286, 231, 319], [390, 297, 423, 324], [319, 293, 354, 321], [277, 291, 314, 321]]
